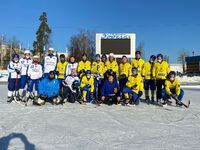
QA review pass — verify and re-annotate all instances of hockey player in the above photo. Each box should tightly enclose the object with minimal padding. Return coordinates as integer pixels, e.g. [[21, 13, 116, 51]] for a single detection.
[[161, 71, 184, 106], [100, 73, 120, 105], [78, 53, 91, 78], [105, 53, 119, 77], [24, 55, 43, 102], [101, 54, 107, 64], [66, 55, 78, 76], [142, 55, 156, 104], [131, 51, 145, 74], [56, 54, 68, 94], [62, 68, 80, 103], [119, 56, 132, 94], [35, 71, 60, 105], [91, 54, 106, 101], [43, 48, 58, 77], [123, 67, 144, 106], [7, 54, 22, 102], [19, 50, 32, 98], [80, 70, 94, 103], [152, 54, 170, 104]]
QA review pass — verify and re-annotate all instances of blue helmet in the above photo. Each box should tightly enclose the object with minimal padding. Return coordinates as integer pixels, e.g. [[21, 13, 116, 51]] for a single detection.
[[157, 54, 163, 59], [12, 54, 19, 59], [150, 55, 156, 60], [85, 70, 91, 75], [132, 67, 138, 73]]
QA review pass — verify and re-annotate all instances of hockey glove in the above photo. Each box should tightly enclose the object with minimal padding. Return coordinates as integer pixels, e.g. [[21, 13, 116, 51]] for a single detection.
[[138, 91, 143, 97], [15, 69, 20, 74]]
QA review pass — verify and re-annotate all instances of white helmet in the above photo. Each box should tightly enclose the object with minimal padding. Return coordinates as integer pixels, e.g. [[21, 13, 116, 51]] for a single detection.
[[49, 47, 54, 51], [109, 53, 114, 57], [33, 55, 39, 59], [24, 50, 30, 54]]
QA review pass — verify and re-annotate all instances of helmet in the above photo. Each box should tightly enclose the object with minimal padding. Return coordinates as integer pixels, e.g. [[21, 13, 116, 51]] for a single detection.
[[72, 80, 80, 90], [168, 71, 176, 77], [60, 54, 65, 58], [101, 54, 107, 58], [150, 55, 156, 60], [33, 55, 39, 59], [12, 54, 19, 59], [24, 50, 30, 54], [132, 67, 138, 74], [157, 54, 163, 59], [49, 48, 54, 51], [48, 71, 55, 80], [109, 53, 114, 57], [95, 54, 100, 58], [135, 51, 141, 54], [85, 70, 91, 75]]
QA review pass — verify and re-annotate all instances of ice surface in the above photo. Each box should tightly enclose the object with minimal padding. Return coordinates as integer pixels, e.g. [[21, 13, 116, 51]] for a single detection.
[[0, 84, 200, 150]]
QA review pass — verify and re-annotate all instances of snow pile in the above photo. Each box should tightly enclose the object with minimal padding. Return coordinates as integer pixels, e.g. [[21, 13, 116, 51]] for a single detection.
[[177, 76, 200, 84]]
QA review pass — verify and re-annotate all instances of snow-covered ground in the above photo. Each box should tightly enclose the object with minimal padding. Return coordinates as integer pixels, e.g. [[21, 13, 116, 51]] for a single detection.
[[0, 84, 200, 150]]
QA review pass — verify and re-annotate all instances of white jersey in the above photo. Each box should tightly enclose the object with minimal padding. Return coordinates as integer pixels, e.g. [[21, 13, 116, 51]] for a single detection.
[[28, 63, 43, 80], [7, 61, 22, 79], [63, 75, 79, 92], [66, 62, 78, 76], [43, 55, 58, 74], [19, 57, 32, 76]]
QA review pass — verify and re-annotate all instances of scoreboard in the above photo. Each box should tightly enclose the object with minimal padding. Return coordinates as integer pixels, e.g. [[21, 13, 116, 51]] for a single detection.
[[96, 33, 136, 58]]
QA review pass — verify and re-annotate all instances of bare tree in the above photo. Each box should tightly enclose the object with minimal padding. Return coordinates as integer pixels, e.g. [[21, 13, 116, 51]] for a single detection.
[[178, 48, 189, 73], [67, 29, 95, 61]]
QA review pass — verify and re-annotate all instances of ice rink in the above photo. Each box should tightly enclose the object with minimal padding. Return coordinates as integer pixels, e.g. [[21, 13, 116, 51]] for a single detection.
[[0, 84, 199, 150]]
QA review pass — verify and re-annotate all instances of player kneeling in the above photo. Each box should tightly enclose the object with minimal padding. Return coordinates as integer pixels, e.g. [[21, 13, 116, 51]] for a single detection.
[[161, 71, 184, 106], [23, 55, 42, 103], [80, 70, 94, 104], [99, 73, 120, 105], [62, 69, 80, 103], [34, 71, 60, 105], [122, 67, 144, 106]]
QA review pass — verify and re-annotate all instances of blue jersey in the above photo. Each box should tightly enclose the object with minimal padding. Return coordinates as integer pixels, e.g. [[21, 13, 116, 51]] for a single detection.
[[101, 80, 120, 96], [38, 78, 60, 97]]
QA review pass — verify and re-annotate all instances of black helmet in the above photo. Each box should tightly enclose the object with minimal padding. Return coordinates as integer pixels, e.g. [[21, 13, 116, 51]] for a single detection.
[[48, 71, 55, 80], [72, 80, 80, 90], [60, 54, 65, 58]]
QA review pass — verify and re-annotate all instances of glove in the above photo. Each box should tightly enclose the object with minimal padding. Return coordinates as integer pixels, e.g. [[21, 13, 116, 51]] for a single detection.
[[80, 69, 85, 74], [15, 69, 20, 75], [114, 88, 118, 94], [40, 94, 48, 100], [55, 71, 59, 75], [170, 94, 177, 99], [138, 91, 143, 97]]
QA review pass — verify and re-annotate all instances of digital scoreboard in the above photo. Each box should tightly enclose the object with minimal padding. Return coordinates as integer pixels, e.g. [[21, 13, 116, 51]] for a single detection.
[[96, 33, 136, 58]]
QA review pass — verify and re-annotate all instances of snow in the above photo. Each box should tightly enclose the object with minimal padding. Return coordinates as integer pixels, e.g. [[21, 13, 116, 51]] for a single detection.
[[0, 84, 200, 150], [177, 76, 200, 85]]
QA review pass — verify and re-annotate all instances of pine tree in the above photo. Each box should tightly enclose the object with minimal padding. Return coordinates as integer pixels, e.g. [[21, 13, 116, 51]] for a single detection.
[[33, 12, 52, 60]]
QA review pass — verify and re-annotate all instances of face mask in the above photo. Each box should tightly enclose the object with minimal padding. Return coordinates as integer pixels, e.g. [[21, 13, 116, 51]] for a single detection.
[[170, 77, 175, 81], [86, 75, 91, 79], [96, 57, 100, 61], [158, 59, 162, 63], [14, 58, 19, 63]]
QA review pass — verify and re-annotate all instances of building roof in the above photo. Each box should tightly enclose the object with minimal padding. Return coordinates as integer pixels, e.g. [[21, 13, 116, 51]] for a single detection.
[[185, 56, 200, 62]]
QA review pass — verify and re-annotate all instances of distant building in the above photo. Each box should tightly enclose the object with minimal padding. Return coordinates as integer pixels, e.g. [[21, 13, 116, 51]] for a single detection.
[[185, 56, 200, 75]]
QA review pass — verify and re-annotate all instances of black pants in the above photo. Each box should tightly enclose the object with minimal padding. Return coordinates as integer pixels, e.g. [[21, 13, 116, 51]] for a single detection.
[[156, 79, 166, 100], [63, 86, 76, 103]]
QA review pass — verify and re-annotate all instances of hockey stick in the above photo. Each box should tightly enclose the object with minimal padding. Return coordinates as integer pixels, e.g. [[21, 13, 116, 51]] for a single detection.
[[171, 96, 190, 108]]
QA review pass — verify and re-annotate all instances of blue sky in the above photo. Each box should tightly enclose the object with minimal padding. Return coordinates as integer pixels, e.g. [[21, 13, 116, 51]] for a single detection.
[[0, 0, 200, 63]]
